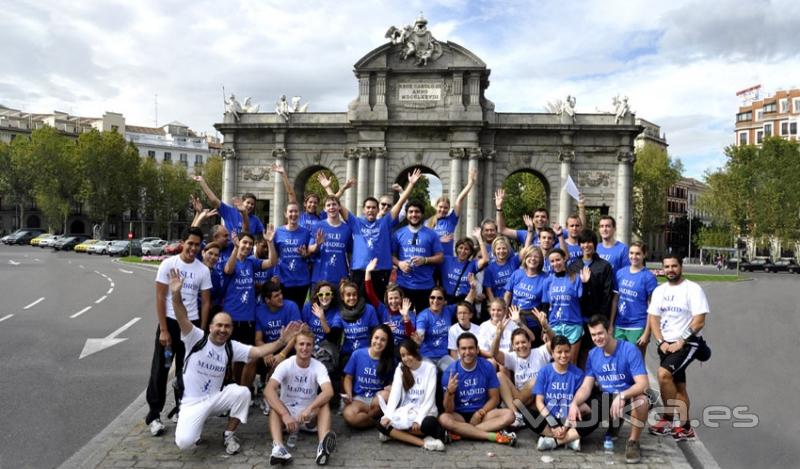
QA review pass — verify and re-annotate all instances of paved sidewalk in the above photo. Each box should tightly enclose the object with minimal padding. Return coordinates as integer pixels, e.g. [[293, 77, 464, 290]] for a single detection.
[[63, 388, 695, 469]]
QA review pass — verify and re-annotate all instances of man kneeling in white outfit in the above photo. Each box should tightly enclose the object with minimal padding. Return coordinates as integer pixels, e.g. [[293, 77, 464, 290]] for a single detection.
[[265, 329, 337, 466], [168, 268, 301, 454]]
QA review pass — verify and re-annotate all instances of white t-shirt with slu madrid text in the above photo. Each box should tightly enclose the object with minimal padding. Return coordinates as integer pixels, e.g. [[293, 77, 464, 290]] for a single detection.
[[270, 356, 331, 410], [647, 279, 709, 342], [181, 326, 251, 402], [156, 255, 212, 321]]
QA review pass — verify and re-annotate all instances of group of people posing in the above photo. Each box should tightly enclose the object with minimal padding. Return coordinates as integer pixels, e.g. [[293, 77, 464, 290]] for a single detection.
[[142, 165, 711, 466]]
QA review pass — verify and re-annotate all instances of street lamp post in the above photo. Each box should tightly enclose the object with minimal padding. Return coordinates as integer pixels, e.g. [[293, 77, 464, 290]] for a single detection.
[[687, 207, 692, 264]]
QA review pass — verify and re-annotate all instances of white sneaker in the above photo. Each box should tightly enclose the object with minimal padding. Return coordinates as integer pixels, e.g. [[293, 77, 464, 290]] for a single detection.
[[422, 436, 445, 452], [171, 412, 179, 424], [149, 419, 165, 436], [286, 432, 298, 448], [270, 443, 292, 465], [224, 432, 241, 455], [566, 438, 581, 452], [536, 436, 556, 451], [261, 398, 271, 416], [378, 431, 389, 442], [510, 411, 525, 429]]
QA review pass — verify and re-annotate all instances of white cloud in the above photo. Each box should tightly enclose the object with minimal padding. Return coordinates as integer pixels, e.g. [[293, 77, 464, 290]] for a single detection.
[[2, 0, 799, 179]]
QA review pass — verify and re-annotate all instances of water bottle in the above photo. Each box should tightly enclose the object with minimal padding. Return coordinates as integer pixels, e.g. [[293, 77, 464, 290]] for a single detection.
[[603, 434, 615, 465], [164, 346, 173, 368]]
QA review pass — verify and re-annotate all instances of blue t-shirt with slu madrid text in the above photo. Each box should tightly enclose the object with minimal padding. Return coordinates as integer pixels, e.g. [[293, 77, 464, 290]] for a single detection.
[[255, 299, 301, 342], [483, 255, 521, 299], [343, 347, 392, 398], [308, 220, 352, 285], [223, 256, 265, 321], [441, 257, 478, 297], [585, 339, 647, 394], [219, 201, 264, 238], [533, 363, 585, 420], [377, 303, 417, 346], [546, 272, 584, 326], [427, 212, 459, 256], [273, 225, 310, 287], [392, 226, 443, 290], [416, 305, 456, 360], [299, 211, 322, 232], [614, 267, 658, 329], [441, 357, 500, 413], [300, 303, 343, 345], [505, 269, 550, 330], [563, 240, 583, 266], [597, 241, 631, 273], [346, 214, 396, 271], [340, 304, 381, 355]]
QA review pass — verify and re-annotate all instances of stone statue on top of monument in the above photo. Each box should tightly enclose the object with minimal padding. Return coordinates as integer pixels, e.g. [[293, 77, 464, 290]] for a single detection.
[[385, 12, 443, 67]]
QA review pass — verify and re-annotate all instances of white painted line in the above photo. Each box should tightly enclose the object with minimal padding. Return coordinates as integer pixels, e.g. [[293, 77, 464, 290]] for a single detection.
[[79, 265, 85, 269], [34, 258, 41, 262], [0, 314, 13, 323], [70, 306, 92, 319], [110, 282, 115, 288], [23, 297, 45, 310], [106, 288, 113, 295], [94, 270, 101, 274], [79, 317, 141, 359], [118, 268, 133, 274], [8, 260, 20, 266], [95, 295, 107, 304]]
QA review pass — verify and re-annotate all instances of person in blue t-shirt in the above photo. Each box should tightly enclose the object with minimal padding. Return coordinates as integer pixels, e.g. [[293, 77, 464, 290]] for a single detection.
[[270, 201, 311, 307], [322, 169, 421, 302], [193, 174, 264, 237], [546, 249, 590, 364], [392, 200, 444, 313], [495, 188, 549, 248], [483, 236, 521, 302], [337, 280, 381, 364], [504, 246, 550, 341], [307, 196, 352, 287], [531, 335, 596, 452], [425, 168, 477, 256], [438, 333, 517, 446], [440, 234, 483, 304], [416, 284, 476, 372], [568, 316, 650, 463], [560, 214, 584, 266], [538, 227, 557, 276], [365, 259, 416, 347], [342, 324, 395, 429], [610, 241, 658, 356], [596, 216, 630, 274]]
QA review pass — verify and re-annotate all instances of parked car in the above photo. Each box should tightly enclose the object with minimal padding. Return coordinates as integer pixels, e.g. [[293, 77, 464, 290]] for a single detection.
[[53, 236, 88, 251], [30, 233, 53, 246], [140, 237, 162, 245], [163, 240, 184, 255], [74, 239, 99, 253], [108, 240, 143, 257], [88, 240, 114, 255], [39, 235, 63, 248], [726, 257, 741, 270], [4, 229, 45, 245], [142, 239, 168, 256], [764, 257, 799, 273], [740, 257, 770, 272]]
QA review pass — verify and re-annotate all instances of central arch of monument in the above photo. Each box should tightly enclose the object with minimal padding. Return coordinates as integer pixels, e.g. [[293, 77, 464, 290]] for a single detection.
[[215, 16, 641, 243]]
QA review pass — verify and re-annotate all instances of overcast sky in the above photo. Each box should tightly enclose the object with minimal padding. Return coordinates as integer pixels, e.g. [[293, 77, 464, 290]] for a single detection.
[[3, 0, 799, 179]]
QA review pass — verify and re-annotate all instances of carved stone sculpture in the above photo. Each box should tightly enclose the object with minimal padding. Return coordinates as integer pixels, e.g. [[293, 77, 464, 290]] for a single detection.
[[385, 13, 443, 66], [275, 95, 310, 121], [614, 96, 630, 124]]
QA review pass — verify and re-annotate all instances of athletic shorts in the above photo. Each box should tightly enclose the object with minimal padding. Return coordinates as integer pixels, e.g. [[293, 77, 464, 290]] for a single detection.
[[457, 410, 477, 423], [285, 401, 318, 432], [657, 337, 709, 384], [552, 323, 584, 345], [614, 327, 645, 344], [352, 394, 374, 405], [231, 320, 256, 345]]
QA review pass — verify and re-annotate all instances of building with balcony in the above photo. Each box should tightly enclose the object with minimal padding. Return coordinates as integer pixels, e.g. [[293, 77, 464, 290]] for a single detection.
[[735, 87, 800, 146]]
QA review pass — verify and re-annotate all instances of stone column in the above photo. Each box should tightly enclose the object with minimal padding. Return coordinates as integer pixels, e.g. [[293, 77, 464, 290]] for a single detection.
[[372, 147, 386, 198], [466, 148, 482, 233], [271, 148, 287, 227], [558, 150, 575, 225], [344, 148, 357, 213], [468, 73, 480, 106], [448, 148, 464, 202], [356, 147, 371, 206], [616, 150, 635, 245], [221, 146, 236, 204], [375, 74, 386, 106], [450, 72, 464, 110], [358, 74, 370, 106], [482, 150, 496, 221]]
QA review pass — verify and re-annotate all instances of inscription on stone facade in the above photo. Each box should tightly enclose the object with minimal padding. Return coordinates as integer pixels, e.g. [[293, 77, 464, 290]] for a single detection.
[[398, 81, 443, 102]]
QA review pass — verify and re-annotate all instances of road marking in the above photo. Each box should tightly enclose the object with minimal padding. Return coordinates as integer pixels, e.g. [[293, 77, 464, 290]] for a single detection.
[[106, 288, 113, 295], [79, 317, 141, 359], [70, 306, 92, 319], [110, 282, 115, 288], [34, 258, 41, 262], [79, 265, 85, 269], [8, 260, 20, 266], [0, 314, 13, 323], [95, 295, 107, 304], [23, 297, 45, 309], [118, 268, 133, 274]]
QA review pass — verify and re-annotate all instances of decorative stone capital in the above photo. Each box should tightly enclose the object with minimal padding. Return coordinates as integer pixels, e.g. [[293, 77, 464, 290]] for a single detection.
[[356, 147, 373, 159], [617, 151, 635, 164], [449, 148, 465, 159], [221, 147, 236, 160], [483, 149, 496, 161], [467, 147, 482, 160], [344, 148, 357, 160], [558, 150, 575, 163], [271, 147, 286, 160], [373, 147, 387, 159]]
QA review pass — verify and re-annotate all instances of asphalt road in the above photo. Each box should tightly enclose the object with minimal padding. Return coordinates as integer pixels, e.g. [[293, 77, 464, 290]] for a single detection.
[[0, 245, 157, 469], [645, 270, 800, 469]]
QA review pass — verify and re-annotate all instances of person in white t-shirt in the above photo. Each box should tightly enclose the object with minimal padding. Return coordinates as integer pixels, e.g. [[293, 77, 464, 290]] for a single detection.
[[647, 254, 710, 441], [447, 302, 480, 360], [166, 268, 301, 455], [266, 329, 337, 466], [477, 298, 517, 360]]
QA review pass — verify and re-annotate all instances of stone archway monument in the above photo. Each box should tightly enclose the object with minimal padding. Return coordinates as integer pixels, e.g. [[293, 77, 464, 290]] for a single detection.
[[215, 13, 642, 243]]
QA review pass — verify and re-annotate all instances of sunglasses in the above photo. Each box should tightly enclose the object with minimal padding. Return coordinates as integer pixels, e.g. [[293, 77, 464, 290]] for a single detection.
[[317, 292, 333, 298], [429, 295, 444, 301], [380, 202, 391, 207]]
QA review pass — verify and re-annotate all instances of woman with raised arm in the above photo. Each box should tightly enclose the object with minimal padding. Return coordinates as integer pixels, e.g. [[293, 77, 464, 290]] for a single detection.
[[425, 167, 478, 256], [439, 229, 484, 305], [365, 258, 416, 347], [545, 248, 590, 364], [272, 197, 311, 308], [503, 246, 550, 345]]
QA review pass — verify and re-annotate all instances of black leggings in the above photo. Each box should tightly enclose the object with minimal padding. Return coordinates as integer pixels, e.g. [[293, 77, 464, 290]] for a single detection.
[[377, 416, 445, 441]]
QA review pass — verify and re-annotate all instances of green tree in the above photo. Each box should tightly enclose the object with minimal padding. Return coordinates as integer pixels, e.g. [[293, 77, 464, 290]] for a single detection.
[[76, 130, 141, 238], [138, 159, 193, 239], [696, 224, 734, 249], [198, 155, 223, 202], [500, 172, 547, 229], [406, 173, 435, 219], [303, 169, 339, 205], [0, 140, 37, 229], [632, 143, 682, 242]]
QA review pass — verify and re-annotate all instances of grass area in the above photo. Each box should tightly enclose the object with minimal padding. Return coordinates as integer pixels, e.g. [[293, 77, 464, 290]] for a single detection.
[[657, 273, 740, 283], [119, 256, 162, 264]]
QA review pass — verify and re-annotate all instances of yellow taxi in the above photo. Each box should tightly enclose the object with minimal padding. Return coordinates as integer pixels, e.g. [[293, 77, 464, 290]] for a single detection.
[[30, 233, 53, 246], [74, 239, 100, 253]]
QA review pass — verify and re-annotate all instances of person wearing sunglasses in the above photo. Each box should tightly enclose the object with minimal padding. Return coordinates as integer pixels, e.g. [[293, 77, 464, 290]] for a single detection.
[[300, 282, 343, 376], [415, 281, 477, 373]]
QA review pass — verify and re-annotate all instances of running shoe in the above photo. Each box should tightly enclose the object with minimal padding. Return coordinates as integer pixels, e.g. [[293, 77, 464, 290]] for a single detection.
[[261, 398, 271, 416], [671, 426, 697, 441], [148, 419, 165, 437], [270, 443, 292, 465], [422, 436, 445, 451], [536, 436, 557, 451], [444, 430, 461, 443], [378, 431, 389, 442], [566, 438, 581, 452], [510, 411, 525, 430], [625, 440, 642, 464], [649, 417, 673, 436], [315, 431, 336, 465], [286, 432, 298, 448], [496, 430, 517, 446], [223, 433, 241, 455]]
